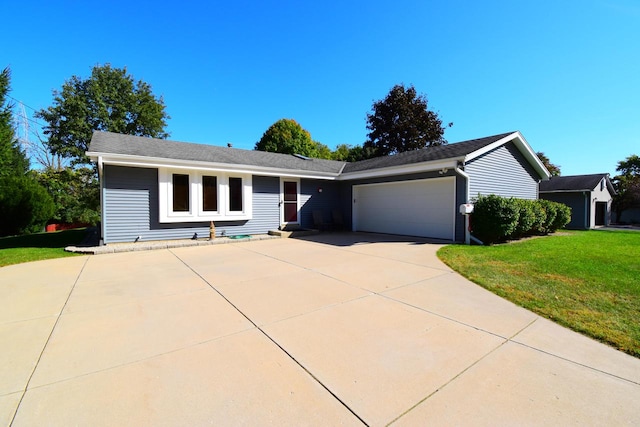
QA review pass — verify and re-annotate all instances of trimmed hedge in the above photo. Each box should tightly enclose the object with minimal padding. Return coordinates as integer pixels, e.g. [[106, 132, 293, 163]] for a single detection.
[[471, 195, 571, 244]]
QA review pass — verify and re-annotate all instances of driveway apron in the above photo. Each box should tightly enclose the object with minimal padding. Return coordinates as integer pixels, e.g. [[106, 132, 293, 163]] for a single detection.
[[1, 233, 639, 426]]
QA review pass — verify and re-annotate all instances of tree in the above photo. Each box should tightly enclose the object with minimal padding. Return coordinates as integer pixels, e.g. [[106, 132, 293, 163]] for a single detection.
[[36, 64, 170, 166], [612, 154, 640, 222], [0, 67, 29, 178], [364, 84, 450, 157], [255, 119, 331, 159], [536, 152, 561, 176], [0, 67, 54, 236], [34, 167, 100, 224], [0, 175, 55, 236], [331, 143, 376, 162]]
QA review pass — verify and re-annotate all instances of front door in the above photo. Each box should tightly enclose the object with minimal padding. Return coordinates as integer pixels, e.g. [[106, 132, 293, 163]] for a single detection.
[[281, 179, 299, 225]]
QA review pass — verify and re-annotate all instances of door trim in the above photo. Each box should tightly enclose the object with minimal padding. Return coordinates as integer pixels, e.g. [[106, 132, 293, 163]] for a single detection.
[[280, 178, 300, 226]]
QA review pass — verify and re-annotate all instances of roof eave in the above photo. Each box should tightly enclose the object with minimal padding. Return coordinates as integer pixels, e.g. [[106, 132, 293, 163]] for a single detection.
[[87, 151, 341, 180], [337, 159, 460, 181]]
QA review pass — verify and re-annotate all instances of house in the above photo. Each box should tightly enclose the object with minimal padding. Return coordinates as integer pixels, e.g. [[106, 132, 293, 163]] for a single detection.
[[539, 173, 616, 229], [87, 130, 550, 244]]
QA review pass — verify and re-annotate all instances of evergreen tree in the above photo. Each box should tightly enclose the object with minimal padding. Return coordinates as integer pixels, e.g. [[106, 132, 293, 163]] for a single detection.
[[0, 67, 29, 177]]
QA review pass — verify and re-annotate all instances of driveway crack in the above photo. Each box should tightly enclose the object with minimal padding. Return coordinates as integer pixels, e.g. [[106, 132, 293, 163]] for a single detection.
[[169, 249, 369, 426], [10, 256, 91, 427]]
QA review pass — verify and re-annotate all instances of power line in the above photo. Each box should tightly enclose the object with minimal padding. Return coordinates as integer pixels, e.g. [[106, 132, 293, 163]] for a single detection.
[[5, 94, 42, 113]]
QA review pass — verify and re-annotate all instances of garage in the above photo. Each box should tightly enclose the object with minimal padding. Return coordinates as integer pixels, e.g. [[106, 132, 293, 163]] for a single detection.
[[352, 177, 455, 240]]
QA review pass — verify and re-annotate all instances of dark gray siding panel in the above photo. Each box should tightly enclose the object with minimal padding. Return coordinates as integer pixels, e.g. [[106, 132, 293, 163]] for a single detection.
[[299, 179, 342, 229], [455, 174, 467, 242], [466, 142, 539, 200], [103, 165, 279, 243], [540, 192, 588, 229]]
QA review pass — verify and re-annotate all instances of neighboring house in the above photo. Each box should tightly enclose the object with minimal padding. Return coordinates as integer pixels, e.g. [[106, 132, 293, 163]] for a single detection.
[[87, 130, 550, 244], [539, 173, 616, 229]]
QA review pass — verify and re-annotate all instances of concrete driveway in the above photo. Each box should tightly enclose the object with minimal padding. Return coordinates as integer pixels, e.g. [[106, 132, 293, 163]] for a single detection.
[[1, 233, 639, 426]]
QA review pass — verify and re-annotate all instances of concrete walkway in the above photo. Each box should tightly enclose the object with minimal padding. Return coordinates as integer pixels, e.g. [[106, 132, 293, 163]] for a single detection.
[[1, 233, 638, 426]]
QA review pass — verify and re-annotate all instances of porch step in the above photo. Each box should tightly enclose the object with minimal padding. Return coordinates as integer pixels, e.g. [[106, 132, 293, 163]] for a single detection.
[[268, 228, 320, 238]]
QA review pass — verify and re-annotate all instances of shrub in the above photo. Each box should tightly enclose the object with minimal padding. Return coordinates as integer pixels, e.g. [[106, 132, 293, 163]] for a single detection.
[[0, 176, 55, 236], [551, 202, 571, 231], [537, 199, 558, 234], [470, 195, 571, 244], [513, 199, 536, 238], [529, 199, 547, 234], [471, 195, 519, 244]]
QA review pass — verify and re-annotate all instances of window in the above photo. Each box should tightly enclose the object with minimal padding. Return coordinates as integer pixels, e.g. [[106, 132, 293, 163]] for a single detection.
[[229, 177, 243, 212], [172, 174, 189, 212], [159, 169, 252, 223], [203, 176, 218, 212]]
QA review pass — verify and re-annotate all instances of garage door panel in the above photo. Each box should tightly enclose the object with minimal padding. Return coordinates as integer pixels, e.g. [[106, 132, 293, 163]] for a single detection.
[[354, 178, 454, 240]]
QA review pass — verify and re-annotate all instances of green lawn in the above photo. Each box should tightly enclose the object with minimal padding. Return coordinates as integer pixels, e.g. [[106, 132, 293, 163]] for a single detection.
[[437, 230, 640, 358], [0, 229, 86, 267]]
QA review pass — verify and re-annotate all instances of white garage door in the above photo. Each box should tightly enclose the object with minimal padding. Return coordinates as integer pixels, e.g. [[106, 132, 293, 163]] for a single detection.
[[353, 177, 455, 240]]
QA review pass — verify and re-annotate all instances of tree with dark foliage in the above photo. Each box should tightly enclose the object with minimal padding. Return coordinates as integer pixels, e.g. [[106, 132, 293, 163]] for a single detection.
[[536, 152, 561, 176], [364, 84, 450, 157], [613, 154, 640, 222], [0, 67, 54, 236]]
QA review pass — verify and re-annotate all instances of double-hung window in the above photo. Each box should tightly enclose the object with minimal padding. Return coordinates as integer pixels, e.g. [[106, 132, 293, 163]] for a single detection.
[[159, 169, 252, 222]]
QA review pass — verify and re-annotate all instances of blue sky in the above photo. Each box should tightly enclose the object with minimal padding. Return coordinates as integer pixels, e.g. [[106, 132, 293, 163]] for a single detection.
[[4, 0, 639, 176]]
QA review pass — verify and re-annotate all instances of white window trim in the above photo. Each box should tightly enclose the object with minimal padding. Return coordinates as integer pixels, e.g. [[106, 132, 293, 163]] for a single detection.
[[159, 168, 252, 223]]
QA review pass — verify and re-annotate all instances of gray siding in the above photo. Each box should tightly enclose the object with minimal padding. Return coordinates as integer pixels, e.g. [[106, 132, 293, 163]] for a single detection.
[[466, 142, 539, 200], [299, 179, 343, 229], [103, 165, 279, 243], [540, 192, 588, 229]]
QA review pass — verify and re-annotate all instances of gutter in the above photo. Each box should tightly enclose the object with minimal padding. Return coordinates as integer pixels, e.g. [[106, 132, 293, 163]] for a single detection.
[[455, 166, 472, 245]]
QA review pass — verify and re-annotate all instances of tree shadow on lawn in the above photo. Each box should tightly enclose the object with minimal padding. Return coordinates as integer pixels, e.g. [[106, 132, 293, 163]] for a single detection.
[[0, 228, 88, 249]]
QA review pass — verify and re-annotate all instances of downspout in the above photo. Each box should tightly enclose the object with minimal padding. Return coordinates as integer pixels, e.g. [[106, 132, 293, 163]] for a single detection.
[[584, 191, 589, 229], [455, 166, 473, 245], [98, 156, 105, 245]]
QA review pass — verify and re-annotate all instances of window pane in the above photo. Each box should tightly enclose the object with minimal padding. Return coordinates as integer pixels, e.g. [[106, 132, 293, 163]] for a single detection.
[[229, 177, 243, 212], [173, 174, 189, 212], [284, 181, 297, 201], [203, 176, 218, 211]]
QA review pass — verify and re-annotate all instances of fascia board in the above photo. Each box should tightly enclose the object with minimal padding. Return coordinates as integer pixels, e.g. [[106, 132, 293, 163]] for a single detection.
[[539, 189, 591, 193], [88, 152, 340, 181], [464, 131, 551, 180], [337, 159, 459, 181]]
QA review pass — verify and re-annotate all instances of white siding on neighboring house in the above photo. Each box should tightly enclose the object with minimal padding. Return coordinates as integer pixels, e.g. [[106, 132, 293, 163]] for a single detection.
[[466, 142, 539, 200]]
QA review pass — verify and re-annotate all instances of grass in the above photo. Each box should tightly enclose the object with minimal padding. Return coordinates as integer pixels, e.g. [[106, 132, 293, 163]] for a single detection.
[[0, 229, 86, 267], [437, 230, 640, 358]]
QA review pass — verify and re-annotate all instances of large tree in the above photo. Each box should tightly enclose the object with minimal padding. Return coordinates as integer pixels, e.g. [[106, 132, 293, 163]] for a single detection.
[[0, 67, 29, 178], [536, 152, 561, 176], [0, 67, 54, 236], [612, 154, 640, 221], [36, 64, 170, 166], [255, 119, 331, 159], [364, 84, 450, 157]]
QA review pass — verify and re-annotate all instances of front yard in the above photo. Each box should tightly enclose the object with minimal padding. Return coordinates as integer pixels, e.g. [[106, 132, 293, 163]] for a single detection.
[[438, 230, 640, 358], [0, 229, 85, 267]]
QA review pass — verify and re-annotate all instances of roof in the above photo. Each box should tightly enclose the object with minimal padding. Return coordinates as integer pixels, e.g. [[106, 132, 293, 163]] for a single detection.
[[88, 132, 346, 175], [539, 173, 616, 194], [87, 130, 549, 180], [342, 132, 515, 173]]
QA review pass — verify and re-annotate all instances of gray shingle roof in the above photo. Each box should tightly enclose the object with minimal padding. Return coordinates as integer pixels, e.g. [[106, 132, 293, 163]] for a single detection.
[[88, 130, 522, 176], [539, 173, 612, 192], [341, 132, 516, 173], [88, 132, 347, 174]]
